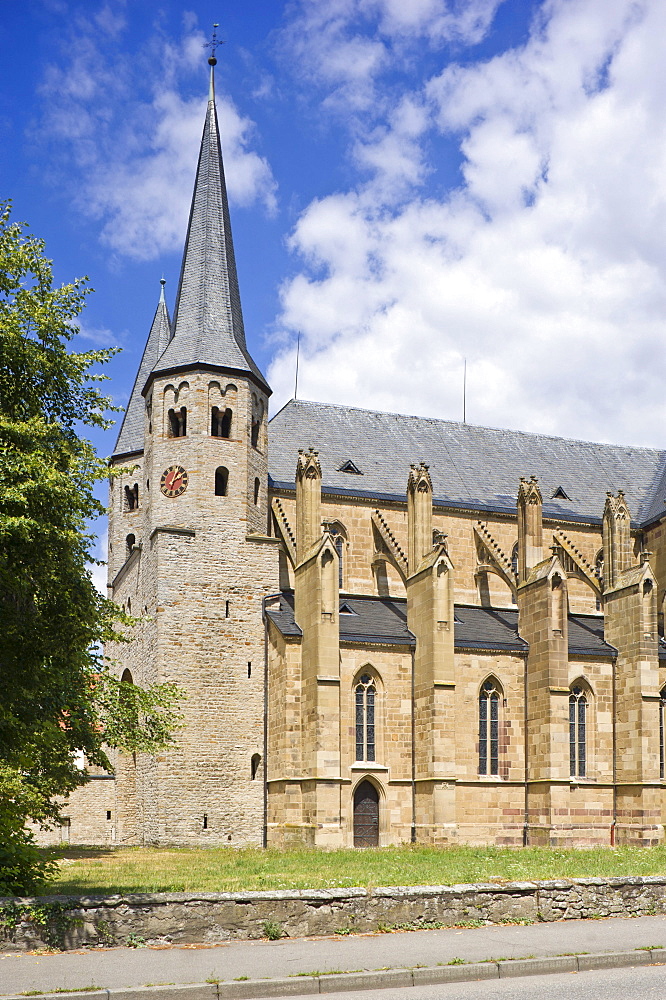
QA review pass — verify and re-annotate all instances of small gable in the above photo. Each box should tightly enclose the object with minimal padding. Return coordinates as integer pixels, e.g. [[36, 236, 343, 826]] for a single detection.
[[551, 486, 570, 500], [339, 602, 358, 615]]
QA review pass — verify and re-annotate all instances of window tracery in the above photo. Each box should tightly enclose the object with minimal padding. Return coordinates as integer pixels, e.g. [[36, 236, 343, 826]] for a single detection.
[[479, 678, 501, 775], [355, 674, 376, 762]]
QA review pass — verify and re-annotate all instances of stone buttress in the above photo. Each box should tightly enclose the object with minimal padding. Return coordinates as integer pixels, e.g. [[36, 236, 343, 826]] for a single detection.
[[517, 477, 577, 845], [603, 492, 663, 844], [405, 464, 457, 843]]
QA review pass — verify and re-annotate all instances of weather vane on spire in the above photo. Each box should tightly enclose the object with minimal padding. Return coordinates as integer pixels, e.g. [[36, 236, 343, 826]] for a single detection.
[[205, 22, 223, 66]]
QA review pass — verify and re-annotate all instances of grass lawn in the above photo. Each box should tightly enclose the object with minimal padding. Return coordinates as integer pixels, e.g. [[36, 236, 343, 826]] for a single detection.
[[41, 844, 666, 896]]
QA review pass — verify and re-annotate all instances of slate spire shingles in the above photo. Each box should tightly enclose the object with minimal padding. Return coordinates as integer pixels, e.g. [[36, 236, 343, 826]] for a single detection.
[[113, 279, 171, 457], [152, 64, 269, 392]]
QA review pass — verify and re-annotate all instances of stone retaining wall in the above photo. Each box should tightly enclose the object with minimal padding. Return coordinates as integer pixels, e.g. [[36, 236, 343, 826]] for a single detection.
[[2, 876, 665, 952]]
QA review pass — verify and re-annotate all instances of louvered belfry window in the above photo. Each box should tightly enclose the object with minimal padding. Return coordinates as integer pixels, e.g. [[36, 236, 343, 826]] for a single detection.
[[355, 674, 376, 762], [479, 679, 500, 775], [569, 686, 587, 777]]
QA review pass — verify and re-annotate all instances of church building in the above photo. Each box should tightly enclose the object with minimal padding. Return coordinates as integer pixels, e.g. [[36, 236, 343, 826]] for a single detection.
[[57, 59, 666, 850]]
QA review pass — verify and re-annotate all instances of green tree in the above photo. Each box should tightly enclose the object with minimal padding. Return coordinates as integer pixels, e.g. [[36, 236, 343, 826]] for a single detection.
[[0, 202, 182, 895]]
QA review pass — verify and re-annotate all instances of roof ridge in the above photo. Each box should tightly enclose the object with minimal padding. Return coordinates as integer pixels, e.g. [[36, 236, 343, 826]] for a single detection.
[[273, 398, 664, 456]]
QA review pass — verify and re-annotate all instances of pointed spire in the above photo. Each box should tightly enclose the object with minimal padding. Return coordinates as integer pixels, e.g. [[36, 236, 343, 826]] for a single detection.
[[151, 44, 269, 394], [113, 280, 172, 457]]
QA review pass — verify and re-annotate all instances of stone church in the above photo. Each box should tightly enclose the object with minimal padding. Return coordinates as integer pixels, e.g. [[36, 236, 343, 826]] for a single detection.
[[56, 62, 666, 850]]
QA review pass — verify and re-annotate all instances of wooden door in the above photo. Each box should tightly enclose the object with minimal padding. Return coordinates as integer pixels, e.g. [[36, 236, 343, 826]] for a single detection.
[[353, 780, 379, 847]]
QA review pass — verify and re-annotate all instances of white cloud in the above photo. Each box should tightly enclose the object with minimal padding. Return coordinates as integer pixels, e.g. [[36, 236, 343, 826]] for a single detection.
[[270, 0, 666, 450], [74, 320, 120, 349], [40, 15, 276, 261], [281, 0, 504, 111]]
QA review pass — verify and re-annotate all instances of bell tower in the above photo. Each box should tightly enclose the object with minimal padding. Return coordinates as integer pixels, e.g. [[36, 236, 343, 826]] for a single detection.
[[108, 50, 279, 845]]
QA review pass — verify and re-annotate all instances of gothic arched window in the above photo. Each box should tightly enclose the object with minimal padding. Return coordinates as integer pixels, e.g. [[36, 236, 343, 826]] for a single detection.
[[511, 542, 518, 604], [326, 521, 347, 590], [479, 678, 501, 775], [569, 685, 588, 777], [355, 674, 376, 762], [335, 535, 344, 588]]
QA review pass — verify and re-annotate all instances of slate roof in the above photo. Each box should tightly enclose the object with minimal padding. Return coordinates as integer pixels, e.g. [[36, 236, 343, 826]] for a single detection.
[[264, 593, 619, 658], [150, 80, 269, 392], [113, 283, 171, 457], [268, 400, 666, 528], [264, 592, 413, 646], [452, 605, 526, 653]]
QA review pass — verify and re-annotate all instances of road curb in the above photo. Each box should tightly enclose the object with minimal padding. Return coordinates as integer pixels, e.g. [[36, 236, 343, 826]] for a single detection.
[[4, 948, 666, 1000]]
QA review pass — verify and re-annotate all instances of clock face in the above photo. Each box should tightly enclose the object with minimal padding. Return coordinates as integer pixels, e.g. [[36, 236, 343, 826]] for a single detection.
[[160, 465, 189, 498]]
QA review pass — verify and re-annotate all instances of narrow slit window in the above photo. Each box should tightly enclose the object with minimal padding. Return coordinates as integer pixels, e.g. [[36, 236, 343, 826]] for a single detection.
[[355, 674, 376, 762], [335, 535, 344, 589], [479, 679, 500, 775], [126, 533, 135, 558], [254, 477, 260, 505], [251, 754, 261, 780], [215, 466, 229, 497]]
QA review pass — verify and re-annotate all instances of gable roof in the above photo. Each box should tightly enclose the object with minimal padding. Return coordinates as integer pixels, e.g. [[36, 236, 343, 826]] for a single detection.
[[268, 399, 666, 527]]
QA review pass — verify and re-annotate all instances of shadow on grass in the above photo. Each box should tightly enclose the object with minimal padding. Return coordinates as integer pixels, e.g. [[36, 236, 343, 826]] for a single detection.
[[40, 846, 120, 862]]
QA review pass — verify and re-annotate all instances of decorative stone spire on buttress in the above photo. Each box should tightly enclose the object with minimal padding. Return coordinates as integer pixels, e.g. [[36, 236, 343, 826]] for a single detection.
[[295, 448, 322, 561], [407, 462, 433, 575], [113, 279, 172, 457], [152, 53, 269, 393], [517, 476, 543, 583], [603, 490, 632, 589]]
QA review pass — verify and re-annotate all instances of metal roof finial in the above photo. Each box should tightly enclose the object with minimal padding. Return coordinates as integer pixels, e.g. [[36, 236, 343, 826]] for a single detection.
[[205, 23, 223, 102], [159, 276, 166, 304]]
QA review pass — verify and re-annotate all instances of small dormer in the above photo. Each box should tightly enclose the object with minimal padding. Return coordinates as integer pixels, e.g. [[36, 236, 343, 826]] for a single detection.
[[551, 486, 570, 500]]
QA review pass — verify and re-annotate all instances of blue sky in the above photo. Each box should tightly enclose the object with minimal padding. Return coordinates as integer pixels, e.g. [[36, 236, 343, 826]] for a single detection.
[[3, 1, 666, 575]]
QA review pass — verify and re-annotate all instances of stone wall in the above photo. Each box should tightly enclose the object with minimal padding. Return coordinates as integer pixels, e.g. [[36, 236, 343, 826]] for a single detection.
[[2, 877, 665, 952]]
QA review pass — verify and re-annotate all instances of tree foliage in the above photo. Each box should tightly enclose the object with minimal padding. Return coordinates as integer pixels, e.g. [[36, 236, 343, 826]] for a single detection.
[[0, 202, 182, 894]]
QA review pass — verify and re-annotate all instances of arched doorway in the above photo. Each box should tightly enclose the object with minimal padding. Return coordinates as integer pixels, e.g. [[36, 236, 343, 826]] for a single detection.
[[353, 780, 379, 847]]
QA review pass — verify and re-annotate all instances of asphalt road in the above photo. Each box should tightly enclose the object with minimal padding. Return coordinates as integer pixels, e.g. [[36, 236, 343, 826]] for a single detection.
[[265, 964, 666, 1000]]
